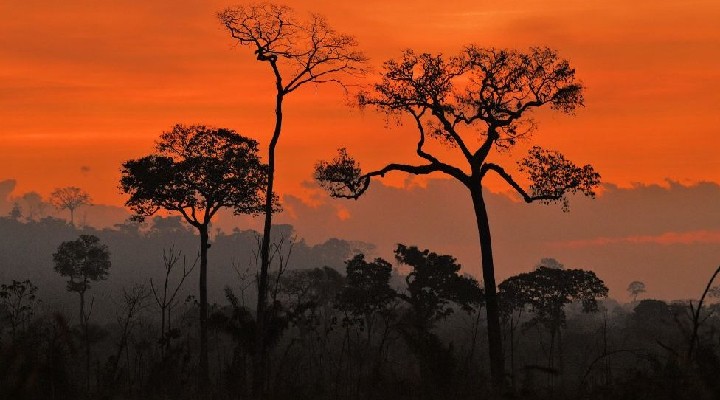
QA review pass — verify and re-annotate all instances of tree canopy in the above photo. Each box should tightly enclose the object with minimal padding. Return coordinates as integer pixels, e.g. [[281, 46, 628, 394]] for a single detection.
[[336, 254, 396, 327], [120, 124, 270, 226], [52, 234, 111, 294], [49, 186, 91, 225], [218, 3, 367, 95], [315, 47, 599, 206], [395, 244, 484, 326], [499, 265, 608, 330]]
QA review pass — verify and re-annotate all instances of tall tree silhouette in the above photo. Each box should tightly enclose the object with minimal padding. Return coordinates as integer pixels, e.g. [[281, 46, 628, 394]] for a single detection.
[[53, 234, 111, 392], [315, 47, 600, 387], [120, 124, 268, 390], [49, 186, 91, 226], [217, 3, 366, 395]]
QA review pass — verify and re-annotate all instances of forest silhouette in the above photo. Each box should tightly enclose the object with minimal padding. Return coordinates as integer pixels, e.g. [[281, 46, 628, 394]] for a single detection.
[[1, 2, 719, 400]]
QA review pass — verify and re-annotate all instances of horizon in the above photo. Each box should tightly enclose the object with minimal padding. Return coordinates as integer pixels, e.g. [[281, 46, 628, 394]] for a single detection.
[[2, 176, 718, 302]]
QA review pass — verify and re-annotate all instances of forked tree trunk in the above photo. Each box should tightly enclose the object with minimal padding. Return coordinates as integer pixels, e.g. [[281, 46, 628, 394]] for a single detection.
[[469, 185, 505, 389], [254, 90, 284, 399]]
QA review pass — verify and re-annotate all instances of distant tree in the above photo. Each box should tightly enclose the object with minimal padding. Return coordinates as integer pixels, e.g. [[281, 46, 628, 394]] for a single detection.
[[217, 4, 366, 393], [18, 192, 48, 221], [120, 124, 268, 388], [52, 234, 111, 391], [331, 255, 398, 394], [394, 245, 484, 395], [279, 267, 345, 387], [536, 257, 565, 270], [7, 202, 22, 221], [315, 46, 600, 387], [49, 186, 91, 226], [336, 254, 397, 338], [499, 265, 608, 376], [282, 267, 345, 327], [633, 299, 671, 323], [627, 280, 647, 302], [53, 234, 111, 325], [395, 245, 484, 329], [0, 279, 38, 341], [148, 216, 195, 238]]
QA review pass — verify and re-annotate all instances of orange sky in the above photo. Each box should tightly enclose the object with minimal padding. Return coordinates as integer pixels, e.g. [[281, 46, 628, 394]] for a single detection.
[[1, 0, 719, 206]]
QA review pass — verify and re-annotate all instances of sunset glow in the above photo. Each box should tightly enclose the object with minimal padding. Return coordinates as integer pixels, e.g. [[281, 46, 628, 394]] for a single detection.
[[2, 0, 719, 205]]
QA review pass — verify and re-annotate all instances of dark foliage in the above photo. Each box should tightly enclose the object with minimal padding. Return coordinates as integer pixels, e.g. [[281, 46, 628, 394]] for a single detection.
[[316, 44, 600, 388], [120, 124, 269, 223]]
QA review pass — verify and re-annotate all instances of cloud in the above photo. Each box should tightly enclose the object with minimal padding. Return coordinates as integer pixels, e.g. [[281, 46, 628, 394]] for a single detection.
[[275, 179, 720, 301], [554, 230, 720, 248], [3, 175, 719, 300]]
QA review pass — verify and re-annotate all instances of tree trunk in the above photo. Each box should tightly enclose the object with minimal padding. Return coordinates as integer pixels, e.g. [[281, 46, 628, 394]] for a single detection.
[[510, 313, 516, 391], [78, 289, 91, 394], [160, 303, 167, 359], [254, 91, 284, 399], [688, 265, 720, 361], [199, 224, 210, 391], [469, 185, 505, 389], [160, 266, 169, 358], [79, 289, 85, 334], [548, 327, 556, 389]]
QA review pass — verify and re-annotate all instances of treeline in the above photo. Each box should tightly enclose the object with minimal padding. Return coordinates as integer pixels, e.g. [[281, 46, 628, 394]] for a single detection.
[[1, 217, 720, 400], [0, 214, 372, 316]]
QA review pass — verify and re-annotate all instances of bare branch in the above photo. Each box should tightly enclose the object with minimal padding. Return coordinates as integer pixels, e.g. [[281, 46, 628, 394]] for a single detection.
[[218, 3, 367, 95], [315, 148, 466, 199]]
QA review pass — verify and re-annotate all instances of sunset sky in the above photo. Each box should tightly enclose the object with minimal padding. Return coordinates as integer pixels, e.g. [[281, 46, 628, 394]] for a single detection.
[[1, 1, 719, 299]]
